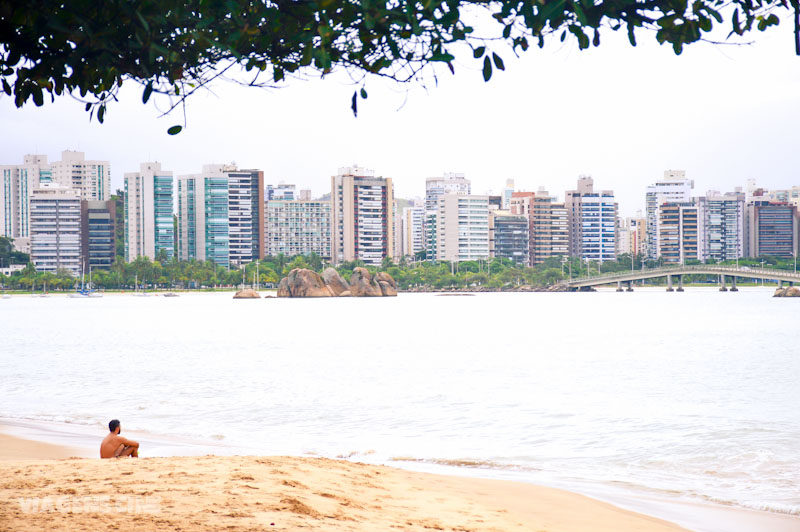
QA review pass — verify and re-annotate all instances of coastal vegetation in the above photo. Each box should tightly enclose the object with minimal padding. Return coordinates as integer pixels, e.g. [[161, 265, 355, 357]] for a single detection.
[[2, 248, 798, 292]]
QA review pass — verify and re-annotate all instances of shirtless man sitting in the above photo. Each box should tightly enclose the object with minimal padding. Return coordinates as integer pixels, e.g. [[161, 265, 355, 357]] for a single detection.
[[100, 419, 139, 458]]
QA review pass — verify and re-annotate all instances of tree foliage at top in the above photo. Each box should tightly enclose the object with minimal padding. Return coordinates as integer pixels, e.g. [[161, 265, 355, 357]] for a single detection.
[[1, 0, 795, 131]]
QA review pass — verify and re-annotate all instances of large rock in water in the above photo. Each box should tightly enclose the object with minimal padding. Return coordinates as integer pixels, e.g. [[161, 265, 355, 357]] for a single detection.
[[276, 267, 398, 297], [280, 268, 333, 297], [348, 267, 384, 297], [277, 278, 290, 297], [774, 286, 800, 297], [233, 288, 261, 299], [375, 271, 398, 297], [322, 267, 350, 296]]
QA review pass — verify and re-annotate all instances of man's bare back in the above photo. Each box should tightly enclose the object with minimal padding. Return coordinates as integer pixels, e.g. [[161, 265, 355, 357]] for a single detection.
[[100, 419, 139, 458]]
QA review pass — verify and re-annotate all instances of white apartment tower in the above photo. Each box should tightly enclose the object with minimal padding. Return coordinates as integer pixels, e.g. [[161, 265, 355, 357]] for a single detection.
[[265, 200, 332, 259], [565, 176, 618, 263], [697, 191, 745, 262], [1, 154, 53, 250], [51, 150, 111, 201], [331, 166, 395, 266], [29, 184, 81, 275], [402, 205, 425, 257], [424, 172, 470, 259], [645, 170, 693, 260], [124, 162, 175, 262], [435, 194, 490, 261]]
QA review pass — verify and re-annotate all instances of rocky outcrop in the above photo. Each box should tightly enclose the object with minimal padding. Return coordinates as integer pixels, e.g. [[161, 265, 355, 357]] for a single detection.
[[774, 286, 800, 297], [348, 267, 384, 297], [375, 271, 398, 296], [233, 288, 261, 299], [279, 269, 333, 297], [322, 268, 350, 296], [276, 268, 397, 298]]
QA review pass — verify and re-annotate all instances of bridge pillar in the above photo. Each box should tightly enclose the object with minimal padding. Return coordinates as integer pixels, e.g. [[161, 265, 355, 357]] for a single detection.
[[676, 275, 684, 292], [616, 281, 624, 292], [730, 276, 738, 292], [666, 275, 674, 292], [719, 275, 728, 292], [626, 281, 634, 292]]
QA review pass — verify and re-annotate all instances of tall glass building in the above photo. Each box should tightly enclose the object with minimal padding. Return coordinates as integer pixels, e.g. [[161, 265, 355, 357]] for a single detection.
[[124, 162, 175, 262]]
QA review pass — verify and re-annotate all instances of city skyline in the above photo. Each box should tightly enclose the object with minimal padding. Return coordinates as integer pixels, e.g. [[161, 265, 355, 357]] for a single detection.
[[2, 26, 799, 217]]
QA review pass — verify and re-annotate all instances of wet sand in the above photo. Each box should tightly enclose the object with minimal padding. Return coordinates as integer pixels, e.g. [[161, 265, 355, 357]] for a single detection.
[[2, 425, 797, 532]]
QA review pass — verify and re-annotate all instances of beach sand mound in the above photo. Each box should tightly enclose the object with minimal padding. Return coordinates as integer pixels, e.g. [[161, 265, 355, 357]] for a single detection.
[[0, 455, 688, 532]]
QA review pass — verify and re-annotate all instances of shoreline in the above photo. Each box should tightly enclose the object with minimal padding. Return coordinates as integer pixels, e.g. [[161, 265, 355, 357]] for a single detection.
[[0, 429, 687, 532], [2, 420, 798, 532]]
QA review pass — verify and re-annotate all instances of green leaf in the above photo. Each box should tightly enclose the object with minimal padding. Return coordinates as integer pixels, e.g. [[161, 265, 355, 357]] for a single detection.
[[482, 56, 492, 81], [142, 81, 153, 104], [32, 87, 43, 107], [473, 46, 485, 58], [360, 87, 368, 99], [351, 90, 358, 117], [2, 79, 11, 96], [98, 104, 105, 123], [492, 52, 505, 71], [167, 125, 183, 135]]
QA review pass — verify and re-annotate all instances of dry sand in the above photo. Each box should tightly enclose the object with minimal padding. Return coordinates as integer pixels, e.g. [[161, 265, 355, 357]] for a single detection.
[[0, 432, 689, 532], [0, 455, 691, 532]]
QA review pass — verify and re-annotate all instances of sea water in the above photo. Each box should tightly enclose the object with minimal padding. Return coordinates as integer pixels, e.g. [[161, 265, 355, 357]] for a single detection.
[[1, 289, 798, 526]]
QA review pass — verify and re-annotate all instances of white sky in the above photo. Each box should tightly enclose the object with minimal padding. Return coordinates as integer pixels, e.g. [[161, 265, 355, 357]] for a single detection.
[[1, 20, 799, 217]]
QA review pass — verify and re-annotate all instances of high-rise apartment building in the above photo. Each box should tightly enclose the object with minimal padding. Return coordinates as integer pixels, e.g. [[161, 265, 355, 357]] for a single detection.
[[510, 190, 568, 266], [424, 172, 470, 259], [124, 162, 174, 262], [331, 166, 394, 266], [265, 200, 332, 259], [617, 214, 646, 257], [1, 154, 52, 249], [434, 194, 490, 261], [177, 165, 265, 267], [530, 190, 568, 266], [565, 177, 617, 263], [226, 168, 264, 265], [697, 191, 745, 262], [81, 200, 116, 271], [402, 205, 425, 257], [645, 170, 693, 259], [501, 179, 515, 210], [490, 211, 529, 264], [745, 202, 799, 258], [266, 183, 296, 201], [176, 165, 230, 267], [29, 184, 81, 275], [51, 150, 111, 201], [657, 201, 700, 264]]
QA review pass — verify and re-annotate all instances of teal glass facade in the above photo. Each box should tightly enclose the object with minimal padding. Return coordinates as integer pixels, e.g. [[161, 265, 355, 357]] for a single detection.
[[204, 177, 229, 268], [154, 174, 174, 258]]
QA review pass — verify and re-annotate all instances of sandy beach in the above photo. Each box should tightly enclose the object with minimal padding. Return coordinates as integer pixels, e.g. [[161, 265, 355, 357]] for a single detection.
[[0, 430, 691, 532]]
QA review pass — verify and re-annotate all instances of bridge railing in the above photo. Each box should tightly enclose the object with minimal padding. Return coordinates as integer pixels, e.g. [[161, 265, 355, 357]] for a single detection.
[[566, 264, 800, 285]]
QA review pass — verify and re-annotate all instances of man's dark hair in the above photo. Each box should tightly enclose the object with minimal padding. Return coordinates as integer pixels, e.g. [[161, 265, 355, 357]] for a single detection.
[[109, 419, 120, 433]]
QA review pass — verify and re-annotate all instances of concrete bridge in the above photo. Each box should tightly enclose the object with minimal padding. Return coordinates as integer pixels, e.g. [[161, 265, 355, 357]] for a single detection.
[[564, 265, 800, 292]]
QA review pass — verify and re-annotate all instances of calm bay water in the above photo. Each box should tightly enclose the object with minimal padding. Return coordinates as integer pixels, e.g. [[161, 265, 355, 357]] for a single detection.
[[1, 290, 799, 524]]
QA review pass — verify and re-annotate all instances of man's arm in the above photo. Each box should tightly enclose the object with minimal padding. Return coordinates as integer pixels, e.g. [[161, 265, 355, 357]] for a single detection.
[[118, 437, 139, 448]]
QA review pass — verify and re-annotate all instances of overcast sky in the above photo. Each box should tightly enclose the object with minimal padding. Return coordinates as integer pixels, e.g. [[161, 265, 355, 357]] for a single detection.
[[2, 20, 799, 217]]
